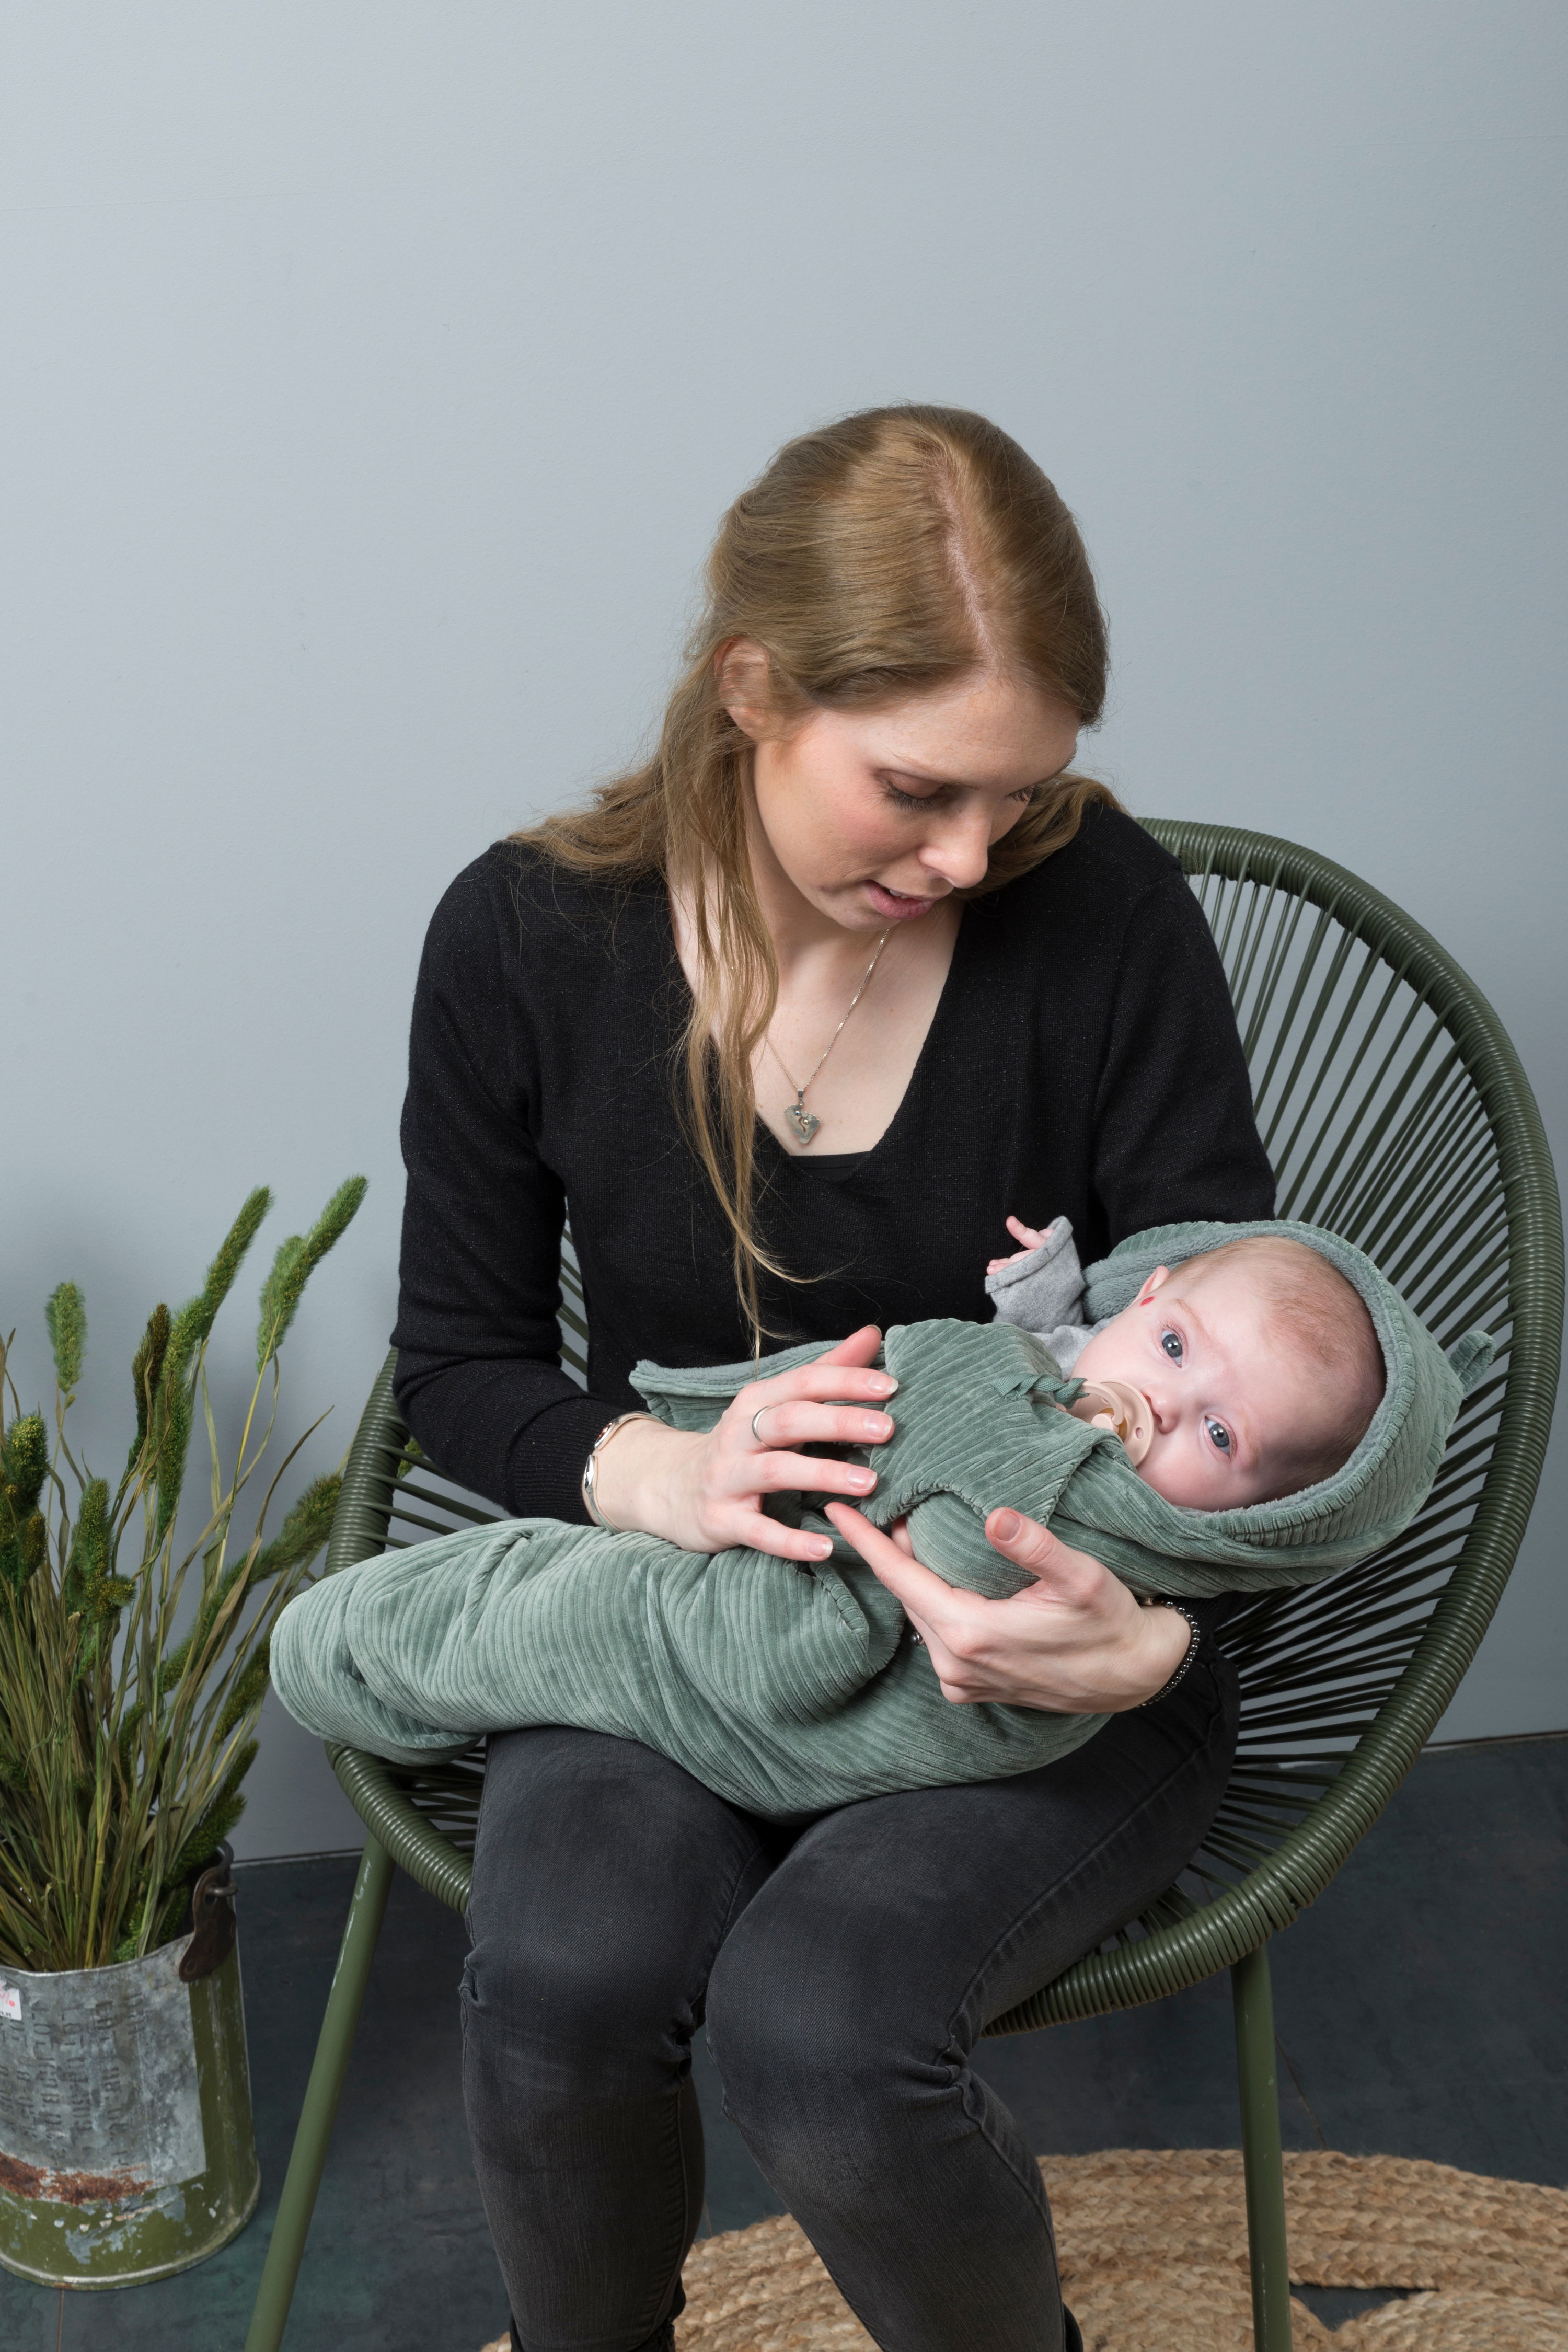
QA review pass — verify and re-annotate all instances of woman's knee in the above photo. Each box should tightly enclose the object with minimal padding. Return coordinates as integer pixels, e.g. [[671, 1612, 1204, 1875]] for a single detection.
[[462, 1727, 768, 2094], [705, 1912, 932, 2155], [463, 1888, 697, 2092]]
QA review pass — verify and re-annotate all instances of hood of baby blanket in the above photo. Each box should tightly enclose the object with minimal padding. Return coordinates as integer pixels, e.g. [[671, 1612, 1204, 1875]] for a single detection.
[[1067, 1219, 1494, 1560], [631, 1221, 1494, 1596]]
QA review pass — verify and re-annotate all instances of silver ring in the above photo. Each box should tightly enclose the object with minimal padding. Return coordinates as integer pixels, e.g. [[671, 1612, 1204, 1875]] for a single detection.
[[751, 1406, 772, 1448]]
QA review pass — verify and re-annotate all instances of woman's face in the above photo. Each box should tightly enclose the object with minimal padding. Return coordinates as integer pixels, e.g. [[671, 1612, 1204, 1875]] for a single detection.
[[728, 653, 1082, 934]]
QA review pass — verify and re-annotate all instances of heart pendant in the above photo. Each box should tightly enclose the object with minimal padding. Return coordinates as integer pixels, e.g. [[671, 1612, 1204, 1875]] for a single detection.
[[786, 1101, 822, 1145]]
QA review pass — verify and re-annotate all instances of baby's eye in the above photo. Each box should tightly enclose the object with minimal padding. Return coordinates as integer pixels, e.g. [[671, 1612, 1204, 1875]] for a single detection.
[[1205, 1419, 1232, 1454], [1160, 1330, 1183, 1362]]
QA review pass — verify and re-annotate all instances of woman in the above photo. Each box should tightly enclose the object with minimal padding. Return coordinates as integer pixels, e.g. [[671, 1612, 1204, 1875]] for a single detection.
[[394, 407, 1273, 2352]]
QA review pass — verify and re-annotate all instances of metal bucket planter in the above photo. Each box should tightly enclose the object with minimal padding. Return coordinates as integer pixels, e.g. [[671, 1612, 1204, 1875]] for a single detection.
[[0, 1855, 259, 2288]]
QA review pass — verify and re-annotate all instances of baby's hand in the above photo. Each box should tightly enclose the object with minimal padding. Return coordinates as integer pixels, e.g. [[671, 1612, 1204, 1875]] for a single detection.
[[986, 1215, 1054, 1276]]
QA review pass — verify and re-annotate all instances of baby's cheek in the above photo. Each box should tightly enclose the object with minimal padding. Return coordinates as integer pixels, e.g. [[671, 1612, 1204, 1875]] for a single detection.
[[1135, 1449, 1218, 1511]]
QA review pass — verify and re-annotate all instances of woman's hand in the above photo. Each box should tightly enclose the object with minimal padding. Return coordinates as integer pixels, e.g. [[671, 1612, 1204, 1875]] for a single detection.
[[590, 1325, 897, 1561], [823, 1501, 1191, 1712]]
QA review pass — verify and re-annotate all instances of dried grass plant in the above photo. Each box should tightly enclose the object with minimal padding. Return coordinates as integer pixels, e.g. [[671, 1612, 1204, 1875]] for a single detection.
[[0, 1180, 365, 1970]]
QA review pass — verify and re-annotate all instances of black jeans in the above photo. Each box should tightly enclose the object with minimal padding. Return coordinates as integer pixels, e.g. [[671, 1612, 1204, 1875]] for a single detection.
[[461, 1644, 1238, 2352]]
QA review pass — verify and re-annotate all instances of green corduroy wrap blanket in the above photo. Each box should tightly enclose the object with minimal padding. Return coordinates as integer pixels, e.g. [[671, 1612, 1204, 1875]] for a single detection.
[[271, 1219, 1491, 1818]]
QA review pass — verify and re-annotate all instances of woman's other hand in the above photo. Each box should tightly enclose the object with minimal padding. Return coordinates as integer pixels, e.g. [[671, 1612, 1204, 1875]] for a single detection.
[[590, 1325, 897, 1561], [823, 1501, 1191, 1712]]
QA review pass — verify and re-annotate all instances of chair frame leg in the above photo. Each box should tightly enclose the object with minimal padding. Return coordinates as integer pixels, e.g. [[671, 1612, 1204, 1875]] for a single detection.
[[1231, 1942, 1294, 2350], [243, 1836, 396, 2352]]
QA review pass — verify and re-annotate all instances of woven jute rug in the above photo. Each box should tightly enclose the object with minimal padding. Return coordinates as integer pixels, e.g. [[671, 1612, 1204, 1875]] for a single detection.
[[480, 2148, 1568, 2349]]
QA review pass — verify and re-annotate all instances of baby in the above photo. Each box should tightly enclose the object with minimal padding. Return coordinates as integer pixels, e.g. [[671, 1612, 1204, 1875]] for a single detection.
[[273, 1214, 1478, 1819], [984, 1215, 1386, 1509]]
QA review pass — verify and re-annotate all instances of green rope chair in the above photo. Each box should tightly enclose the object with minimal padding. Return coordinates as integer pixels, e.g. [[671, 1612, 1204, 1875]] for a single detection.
[[244, 824, 1562, 2352]]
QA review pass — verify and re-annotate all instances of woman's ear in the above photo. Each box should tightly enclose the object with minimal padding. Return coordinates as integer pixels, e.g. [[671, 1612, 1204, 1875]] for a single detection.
[[716, 637, 780, 743], [1136, 1265, 1173, 1306]]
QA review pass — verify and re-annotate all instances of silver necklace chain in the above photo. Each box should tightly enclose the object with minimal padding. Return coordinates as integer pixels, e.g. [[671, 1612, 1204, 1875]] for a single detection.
[[766, 929, 892, 1146]]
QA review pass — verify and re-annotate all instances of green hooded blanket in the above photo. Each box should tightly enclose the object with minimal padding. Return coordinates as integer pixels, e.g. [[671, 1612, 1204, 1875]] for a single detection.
[[271, 1220, 1491, 1818]]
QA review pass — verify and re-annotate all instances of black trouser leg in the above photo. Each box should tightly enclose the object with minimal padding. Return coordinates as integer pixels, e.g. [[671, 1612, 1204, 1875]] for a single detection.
[[463, 1726, 777, 2352], [463, 1651, 1236, 2352], [706, 1651, 1238, 2351]]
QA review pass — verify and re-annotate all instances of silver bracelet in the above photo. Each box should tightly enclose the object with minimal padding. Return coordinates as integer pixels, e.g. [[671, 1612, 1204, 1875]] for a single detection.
[[1135, 1596, 1203, 1705], [581, 1412, 654, 1530]]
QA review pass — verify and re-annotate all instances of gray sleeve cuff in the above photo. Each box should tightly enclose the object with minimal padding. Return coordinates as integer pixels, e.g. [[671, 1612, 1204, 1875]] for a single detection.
[[985, 1215, 1089, 1341]]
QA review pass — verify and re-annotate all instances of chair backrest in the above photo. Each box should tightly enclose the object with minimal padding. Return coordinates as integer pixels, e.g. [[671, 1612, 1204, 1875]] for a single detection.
[[989, 820, 1562, 2032], [321, 823, 1562, 1982]]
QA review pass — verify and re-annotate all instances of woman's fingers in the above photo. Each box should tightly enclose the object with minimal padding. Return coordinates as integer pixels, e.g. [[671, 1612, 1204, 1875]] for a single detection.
[[724, 1509, 836, 1563], [831, 1500, 1109, 1624], [742, 1339, 897, 1413], [733, 1333, 898, 1465], [747, 1331, 890, 1401], [983, 1507, 1121, 1608], [742, 1446, 880, 1501], [747, 1398, 895, 1452], [812, 1324, 885, 1368], [823, 1504, 1171, 1711], [825, 1506, 1000, 1700], [827, 1503, 1187, 1715], [823, 1505, 963, 1635], [984, 1506, 1067, 1578], [821, 1499, 900, 1566]]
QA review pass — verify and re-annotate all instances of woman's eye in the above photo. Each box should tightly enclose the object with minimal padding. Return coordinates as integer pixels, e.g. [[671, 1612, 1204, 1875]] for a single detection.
[[1160, 1330, 1183, 1362], [881, 776, 941, 811], [1205, 1419, 1232, 1454]]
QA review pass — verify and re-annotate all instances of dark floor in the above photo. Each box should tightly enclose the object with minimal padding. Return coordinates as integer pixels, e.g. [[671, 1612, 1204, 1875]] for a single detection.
[[2, 1736, 1564, 2350]]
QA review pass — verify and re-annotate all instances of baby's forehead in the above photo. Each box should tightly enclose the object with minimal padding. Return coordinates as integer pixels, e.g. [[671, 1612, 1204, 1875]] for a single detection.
[[1176, 1238, 1333, 1309], [1162, 1252, 1274, 1312], [1184, 1253, 1266, 1294]]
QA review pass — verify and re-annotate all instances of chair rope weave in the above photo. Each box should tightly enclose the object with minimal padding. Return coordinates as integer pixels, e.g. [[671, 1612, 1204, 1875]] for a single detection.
[[317, 823, 1561, 2018]]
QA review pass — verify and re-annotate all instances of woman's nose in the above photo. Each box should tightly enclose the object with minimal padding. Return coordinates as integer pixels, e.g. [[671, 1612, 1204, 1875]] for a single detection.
[[918, 809, 994, 891]]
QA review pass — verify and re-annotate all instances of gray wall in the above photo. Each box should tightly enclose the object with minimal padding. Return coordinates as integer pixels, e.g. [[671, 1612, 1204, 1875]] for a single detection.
[[2, 4, 1562, 1859]]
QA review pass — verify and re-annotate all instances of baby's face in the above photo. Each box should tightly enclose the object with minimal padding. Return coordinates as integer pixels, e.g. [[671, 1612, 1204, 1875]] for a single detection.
[[1070, 1260, 1337, 1508]]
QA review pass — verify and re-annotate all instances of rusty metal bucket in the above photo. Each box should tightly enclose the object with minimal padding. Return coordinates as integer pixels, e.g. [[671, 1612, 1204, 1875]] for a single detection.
[[0, 1855, 259, 2287]]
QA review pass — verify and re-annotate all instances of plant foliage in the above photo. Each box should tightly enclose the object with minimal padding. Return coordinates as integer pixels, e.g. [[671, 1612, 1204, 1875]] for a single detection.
[[0, 1181, 366, 1970]]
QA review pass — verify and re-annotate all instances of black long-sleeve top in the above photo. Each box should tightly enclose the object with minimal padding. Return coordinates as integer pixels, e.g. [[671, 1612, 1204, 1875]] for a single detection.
[[391, 806, 1275, 1519]]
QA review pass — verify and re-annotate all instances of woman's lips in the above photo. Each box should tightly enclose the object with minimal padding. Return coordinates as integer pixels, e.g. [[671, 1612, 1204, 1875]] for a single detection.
[[864, 879, 944, 920]]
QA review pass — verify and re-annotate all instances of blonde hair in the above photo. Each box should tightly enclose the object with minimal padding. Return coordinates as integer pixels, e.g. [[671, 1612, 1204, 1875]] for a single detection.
[[516, 404, 1117, 1339]]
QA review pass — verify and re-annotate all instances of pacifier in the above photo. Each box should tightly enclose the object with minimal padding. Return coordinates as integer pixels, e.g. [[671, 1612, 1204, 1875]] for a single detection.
[[1066, 1378, 1154, 1466]]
